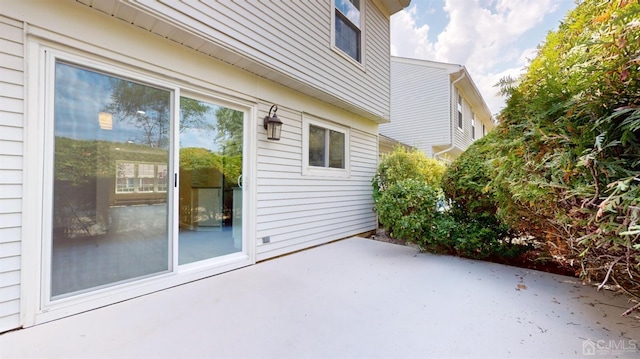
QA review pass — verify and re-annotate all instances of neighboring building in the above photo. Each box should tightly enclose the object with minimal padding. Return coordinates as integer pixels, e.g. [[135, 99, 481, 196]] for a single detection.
[[0, 0, 410, 331], [380, 56, 495, 160], [377, 134, 414, 160]]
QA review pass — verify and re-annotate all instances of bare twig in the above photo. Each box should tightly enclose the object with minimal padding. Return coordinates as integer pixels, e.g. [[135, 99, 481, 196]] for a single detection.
[[598, 256, 623, 291], [622, 301, 640, 317], [586, 160, 601, 208]]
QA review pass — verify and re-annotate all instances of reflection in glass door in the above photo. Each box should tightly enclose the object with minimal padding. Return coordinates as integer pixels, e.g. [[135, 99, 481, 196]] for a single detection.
[[51, 62, 170, 298], [178, 97, 243, 265]]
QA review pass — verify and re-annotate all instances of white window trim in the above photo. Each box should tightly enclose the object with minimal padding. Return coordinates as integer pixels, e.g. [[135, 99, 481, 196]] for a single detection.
[[456, 93, 464, 131], [302, 114, 350, 178], [331, 0, 366, 69], [471, 112, 476, 140]]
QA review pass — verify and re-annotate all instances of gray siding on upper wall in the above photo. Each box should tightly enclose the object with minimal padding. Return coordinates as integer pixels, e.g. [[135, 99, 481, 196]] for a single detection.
[[121, 0, 392, 121], [0, 15, 23, 333], [382, 60, 450, 157], [454, 87, 473, 151], [255, 104, 378, 260]]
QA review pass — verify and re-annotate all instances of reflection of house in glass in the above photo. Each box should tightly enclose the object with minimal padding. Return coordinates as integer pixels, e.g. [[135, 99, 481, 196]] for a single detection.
[[51, 137, 242, 296], [53, 137, 240, 235], [53, 138, 169, 238]]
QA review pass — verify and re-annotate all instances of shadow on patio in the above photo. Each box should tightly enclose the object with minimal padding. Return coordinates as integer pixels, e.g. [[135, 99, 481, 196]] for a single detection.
[[1, 237, 638, 358]]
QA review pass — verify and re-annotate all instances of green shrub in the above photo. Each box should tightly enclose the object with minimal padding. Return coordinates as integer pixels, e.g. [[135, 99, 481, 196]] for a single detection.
[[373, 142, 531, 259], [441, 133, 530, 259], [484, 0, 640, 305], [442, 134, 499, 218], [375, 179, 443, 246], [373, 146, 446, 200]]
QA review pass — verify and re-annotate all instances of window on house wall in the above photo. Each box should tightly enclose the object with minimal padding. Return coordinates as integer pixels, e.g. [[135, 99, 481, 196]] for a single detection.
[[457, 94, 463, 130], [482, 123, 486, 137], [303, 115, 350, 177], [334, 0, 361, 62], [471, 112, 476, 140]]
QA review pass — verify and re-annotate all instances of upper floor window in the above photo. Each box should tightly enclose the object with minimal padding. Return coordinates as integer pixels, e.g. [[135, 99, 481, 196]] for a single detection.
[[482, 123, 486, 137], [334, 0, 361, 62], [471, 112, 476, 140], [302, 114, 350, 177], [457, 94, 463, 129]]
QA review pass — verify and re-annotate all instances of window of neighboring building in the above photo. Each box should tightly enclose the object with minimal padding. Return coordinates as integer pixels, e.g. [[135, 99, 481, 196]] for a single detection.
[[116, 162, 167, 194], [471, 112, 476, 140], [334, 0, 361, 62], [457, 94, 463, 130], [157, 164, 168, 192], [116, 162, 136, 193], [482, 123, 486, 137], [303, 115, 350, 177], [138, 163, 156, 192]]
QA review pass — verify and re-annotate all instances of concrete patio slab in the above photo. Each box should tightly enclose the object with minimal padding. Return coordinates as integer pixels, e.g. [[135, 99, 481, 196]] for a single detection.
[[1, 237, 639, 358]]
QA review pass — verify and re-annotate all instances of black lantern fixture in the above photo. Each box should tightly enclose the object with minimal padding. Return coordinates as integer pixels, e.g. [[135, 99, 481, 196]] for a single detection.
[[263, 104, 283, 140]]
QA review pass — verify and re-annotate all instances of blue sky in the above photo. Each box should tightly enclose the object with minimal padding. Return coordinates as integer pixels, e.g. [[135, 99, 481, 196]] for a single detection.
[[390, 0, 578, 115], [55, 62, 222, 152]]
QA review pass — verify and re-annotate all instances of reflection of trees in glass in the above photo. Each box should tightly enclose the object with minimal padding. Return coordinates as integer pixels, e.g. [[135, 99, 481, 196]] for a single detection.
[[309, 125, 325, 166], [329, 130, 345, 168], [180, 147, 241, 189], [308, 125, 345, 168], [214, 107, 243, 156], [178, 100, 243, 190], [181, 97, 213, 133], [104, 83, 212, 148], [213, 107, 243, 186], [104, 79, 171, 148], [55, 137, 168, 183], [53, 137, 169, 237]]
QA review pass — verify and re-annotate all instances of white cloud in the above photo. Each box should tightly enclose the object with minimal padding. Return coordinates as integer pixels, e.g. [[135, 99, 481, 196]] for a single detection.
[[390, 0, 562, 113], [517, 47, 539, 66], [390, 5, 435, 59], [471, 66, 525, 116]]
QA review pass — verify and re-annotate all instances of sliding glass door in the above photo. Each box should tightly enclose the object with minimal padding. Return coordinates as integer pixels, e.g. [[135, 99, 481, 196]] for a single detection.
[[49, 60, 247, 301], [178, 97, 244, 265], [51, 62, 171, 298]]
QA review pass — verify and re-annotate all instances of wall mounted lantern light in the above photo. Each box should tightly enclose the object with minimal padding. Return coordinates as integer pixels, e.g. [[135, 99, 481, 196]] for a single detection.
[[263, 104, 283, 140]]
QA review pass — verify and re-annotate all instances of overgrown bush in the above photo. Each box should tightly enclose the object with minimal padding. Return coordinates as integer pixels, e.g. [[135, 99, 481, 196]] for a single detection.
[[373, 144, 528, 259], [375, 179, 444, 247], [441, 134, 500, 218], [372, 146, 446, 200], [451, 0, 640, 313], [441, 133, 530, 259]]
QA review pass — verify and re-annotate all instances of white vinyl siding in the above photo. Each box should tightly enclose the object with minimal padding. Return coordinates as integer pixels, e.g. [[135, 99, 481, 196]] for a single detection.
[[385, 57, 494, 161], [101, 0, 391, 122], [453, 89, 476, 151], [3, 0, 385, 327], [0, 15, 23, 333], [381, 59, 450, 157], [256, 105, 377, 260], [453, 89, 467, 149]]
